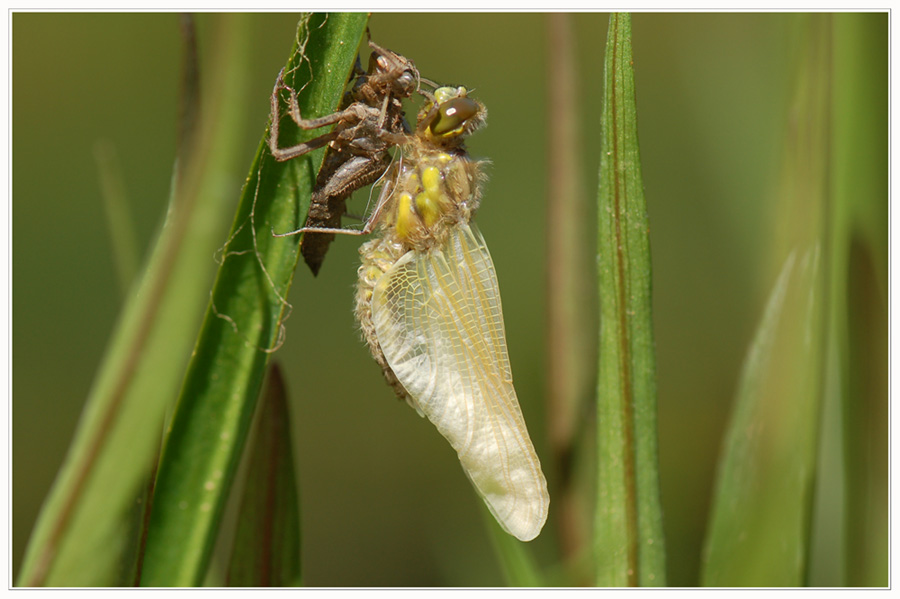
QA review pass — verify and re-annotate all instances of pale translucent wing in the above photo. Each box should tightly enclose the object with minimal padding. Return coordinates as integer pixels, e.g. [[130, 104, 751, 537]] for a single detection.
[[371, 222, 549, 541]]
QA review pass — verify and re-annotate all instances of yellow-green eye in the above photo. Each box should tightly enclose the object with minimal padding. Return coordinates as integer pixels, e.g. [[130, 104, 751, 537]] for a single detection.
[[430, 97, 479, 136], [433, 86, 465, 104]]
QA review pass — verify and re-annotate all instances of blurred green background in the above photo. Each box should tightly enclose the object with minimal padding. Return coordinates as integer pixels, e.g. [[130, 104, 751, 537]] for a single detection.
[[12, 13, 886, 586]]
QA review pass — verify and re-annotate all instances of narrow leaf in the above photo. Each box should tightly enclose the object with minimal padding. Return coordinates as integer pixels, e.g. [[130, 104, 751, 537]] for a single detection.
[[594, 13, 666, 587], [701, 14, 829, 586], [823, 13, 887, 587], [702, 250, 825, 586], [17, 14, 253, 586], [138, 13, 368, 586], [226, 363, 301, 587]]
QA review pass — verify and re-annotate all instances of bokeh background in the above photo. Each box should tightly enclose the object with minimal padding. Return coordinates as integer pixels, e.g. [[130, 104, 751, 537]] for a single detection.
[[13, 13, 886, 586]]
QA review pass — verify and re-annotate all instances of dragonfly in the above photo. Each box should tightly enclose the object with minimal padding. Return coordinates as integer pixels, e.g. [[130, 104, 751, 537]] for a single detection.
[[352, 85, 550, 542], [268, 38, 418, 275]]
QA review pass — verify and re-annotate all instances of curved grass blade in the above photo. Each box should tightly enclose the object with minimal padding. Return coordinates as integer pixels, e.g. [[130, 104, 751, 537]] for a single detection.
[[594, 13, 666, 587], [16, 14, 252, 586], [701, 250, 824, 586], [226, 363, 301, 587], [701, 15, 830, 586], [138, 13, 368, 586]]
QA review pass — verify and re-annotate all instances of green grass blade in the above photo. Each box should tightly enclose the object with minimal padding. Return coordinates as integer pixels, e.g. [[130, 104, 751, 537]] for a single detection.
[[701, 250, 824, 586], [701, 15, 830, 586], [594, 13, 666, 587], [138, 13, 368, 586], [16, 14, 253, 587], [830, 13, 887, 587], [226, 363, 301, 587]]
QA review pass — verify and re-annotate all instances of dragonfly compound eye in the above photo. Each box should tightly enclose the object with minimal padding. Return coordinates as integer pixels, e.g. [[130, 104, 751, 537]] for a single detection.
[[430, 97, 479, 136]]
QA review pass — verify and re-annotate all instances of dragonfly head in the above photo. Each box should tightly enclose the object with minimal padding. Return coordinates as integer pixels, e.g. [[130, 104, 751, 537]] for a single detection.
[[418, 86, 486, 145]]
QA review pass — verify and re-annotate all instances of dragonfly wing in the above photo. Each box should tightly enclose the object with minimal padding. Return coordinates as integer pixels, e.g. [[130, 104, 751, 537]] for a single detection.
[[371, 222, 549, 541]]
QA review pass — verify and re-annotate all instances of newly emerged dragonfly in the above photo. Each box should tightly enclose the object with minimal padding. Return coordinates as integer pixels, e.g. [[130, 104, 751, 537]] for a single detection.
[[354, 86, 549, 542], [269, 39, 418, 274]]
